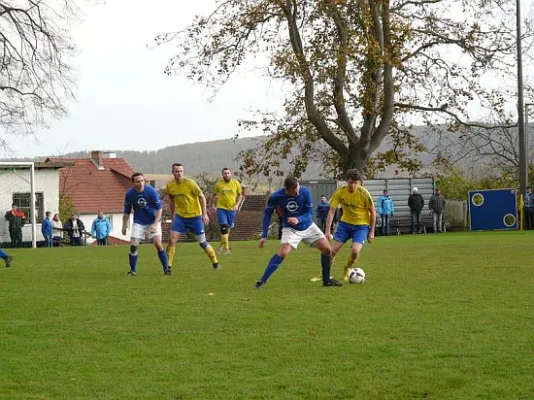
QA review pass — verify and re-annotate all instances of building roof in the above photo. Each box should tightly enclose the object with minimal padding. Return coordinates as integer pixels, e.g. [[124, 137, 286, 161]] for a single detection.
[[46, 156, 135, 214], [0, 161, 71, 170]]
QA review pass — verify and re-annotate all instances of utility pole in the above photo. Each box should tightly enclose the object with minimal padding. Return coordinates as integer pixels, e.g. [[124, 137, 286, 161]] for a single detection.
[[516, 0, 528, 195]]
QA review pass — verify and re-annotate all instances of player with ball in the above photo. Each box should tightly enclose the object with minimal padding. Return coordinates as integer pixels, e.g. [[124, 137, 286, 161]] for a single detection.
[[325, 169, 375, 283]]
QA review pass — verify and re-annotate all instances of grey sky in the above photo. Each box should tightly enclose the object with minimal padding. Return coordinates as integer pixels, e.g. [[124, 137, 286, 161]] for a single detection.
[[3, 0, 283, 158], [2, 0, 532, 158]]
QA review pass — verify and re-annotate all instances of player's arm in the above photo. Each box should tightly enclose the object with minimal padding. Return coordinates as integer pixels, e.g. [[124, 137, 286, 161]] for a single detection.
[[325, 207, 337, 236], [325, 191, 340, 236], [235, 192, 243, 211], [122, 195, 132, 235], [209, 193, 218, 212], [198, 191, 210, 225], [296, 190, 314, 225], [260, 195, 277, 243], [368, 206, 376, 242]]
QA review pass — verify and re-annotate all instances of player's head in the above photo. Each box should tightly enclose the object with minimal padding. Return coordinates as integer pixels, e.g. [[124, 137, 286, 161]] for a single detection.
[[98, 211, 104, 218], [172, 163, 184, 182], [221, 167, 232, 182], [320, 195, 327, 202], [346, 169, 361, 192], [131, 172, 145, 192], [283, 176, 299, 197]]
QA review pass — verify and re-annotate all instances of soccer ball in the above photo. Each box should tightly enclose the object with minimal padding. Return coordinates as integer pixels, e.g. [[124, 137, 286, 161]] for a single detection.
[[348, 267, 366, 284]]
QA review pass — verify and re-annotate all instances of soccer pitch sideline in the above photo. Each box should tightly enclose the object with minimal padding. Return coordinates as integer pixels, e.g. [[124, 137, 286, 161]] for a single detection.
[[1, 232, 533, 400]]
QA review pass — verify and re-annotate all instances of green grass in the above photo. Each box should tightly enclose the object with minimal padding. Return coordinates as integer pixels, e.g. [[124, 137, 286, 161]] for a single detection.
[[1, 232, 533, 400]]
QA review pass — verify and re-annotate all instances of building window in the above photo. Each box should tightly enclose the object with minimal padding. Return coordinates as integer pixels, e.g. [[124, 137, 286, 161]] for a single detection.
[[12, 193, 45, 222]]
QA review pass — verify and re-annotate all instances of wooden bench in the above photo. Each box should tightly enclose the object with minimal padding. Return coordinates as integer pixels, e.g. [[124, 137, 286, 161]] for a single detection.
[[377, 213, 450, 235]]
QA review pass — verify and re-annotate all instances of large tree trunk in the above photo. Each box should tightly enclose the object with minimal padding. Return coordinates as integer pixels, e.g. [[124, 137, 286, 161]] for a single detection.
[[342, 145, 369, 180]]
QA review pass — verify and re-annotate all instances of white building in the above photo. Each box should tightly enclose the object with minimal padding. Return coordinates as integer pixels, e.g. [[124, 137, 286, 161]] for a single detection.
[[0, 162, 66, 246]]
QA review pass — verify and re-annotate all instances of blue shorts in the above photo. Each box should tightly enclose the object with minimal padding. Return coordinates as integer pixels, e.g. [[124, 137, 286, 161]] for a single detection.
[[217, 208, 236, 228], [171, 215, 205, 236], [334, 222, 369, 245]]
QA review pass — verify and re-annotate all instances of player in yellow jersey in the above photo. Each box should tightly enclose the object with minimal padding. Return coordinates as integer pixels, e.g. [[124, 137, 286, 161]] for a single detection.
[[325, 169, 376, 281], [166, 163, 220, 271], [209, 168, 243, 255]]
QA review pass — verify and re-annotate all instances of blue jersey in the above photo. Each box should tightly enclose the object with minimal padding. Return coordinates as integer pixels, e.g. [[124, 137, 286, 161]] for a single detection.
[[262, 186, 314, 238], [124, 185, 162, 225]]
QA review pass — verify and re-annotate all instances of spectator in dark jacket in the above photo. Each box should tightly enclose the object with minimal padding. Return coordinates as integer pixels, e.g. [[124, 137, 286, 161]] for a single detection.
[[316, 195, 330, 233], [64, 213, 85, 246], [525, 187, 534, 230], [41, 211, 53, 247], [429, 189, 446, 233], [5, 204, 26, 248], [408, 187, 424, 234]]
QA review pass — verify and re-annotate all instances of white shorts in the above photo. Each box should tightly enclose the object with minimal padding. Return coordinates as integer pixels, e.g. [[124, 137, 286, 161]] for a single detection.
[[281, 223, 325, 249], [131, 222, 162, 240]]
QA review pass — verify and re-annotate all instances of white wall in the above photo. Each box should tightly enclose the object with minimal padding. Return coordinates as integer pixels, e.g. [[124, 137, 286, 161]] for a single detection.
[[79, 212, 132, 244], [0, 168, 59, 243]]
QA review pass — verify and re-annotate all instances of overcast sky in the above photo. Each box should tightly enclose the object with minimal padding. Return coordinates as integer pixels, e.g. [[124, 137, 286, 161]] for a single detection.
[[1, 0, 532, 158], [2, 0, 284, 158]]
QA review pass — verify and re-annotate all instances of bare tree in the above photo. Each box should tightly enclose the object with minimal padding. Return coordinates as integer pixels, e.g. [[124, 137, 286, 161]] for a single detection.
[[155, 0, 533, 179], [0, 0, 77, 147]]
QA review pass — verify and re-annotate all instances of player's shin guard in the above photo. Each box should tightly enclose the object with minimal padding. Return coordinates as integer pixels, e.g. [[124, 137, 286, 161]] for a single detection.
[[220, 233, 229, 250], [157, 249, 169, 271], [259, 254, 284, 283], [199, 242, 218, 264], [344, 254, 357, 280], [129, 252, 139, 273], [321, 253, 332, 284], [166, 244, 176, 267]]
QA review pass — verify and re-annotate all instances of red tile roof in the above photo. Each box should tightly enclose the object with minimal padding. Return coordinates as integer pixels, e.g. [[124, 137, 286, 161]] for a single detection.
[[46, 157, 135, 213]]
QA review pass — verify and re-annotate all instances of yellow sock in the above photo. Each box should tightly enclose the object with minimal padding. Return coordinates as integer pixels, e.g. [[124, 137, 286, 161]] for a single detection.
[[344, 255, 357, 278], [220, 233, 229, 250], [225, 229, 231, 250], [166, 244, 176, 267], [204, 244, 218, 264]]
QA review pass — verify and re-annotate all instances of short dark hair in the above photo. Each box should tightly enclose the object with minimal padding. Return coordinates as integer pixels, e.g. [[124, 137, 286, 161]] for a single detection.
[[45, 211, 51, 217], [383, 189, 388, 193], [11, 203, 16, 207], [222, 167, 230, 173], [346, 169, 361, 182], [321, 194, 326, 197], [131, 172, 144, 182], [171, 163, 183, 170], [284, 176, 299, 190]]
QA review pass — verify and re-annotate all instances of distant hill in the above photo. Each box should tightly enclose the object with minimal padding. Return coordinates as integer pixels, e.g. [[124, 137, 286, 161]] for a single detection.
[[4, 123, 531, 178]]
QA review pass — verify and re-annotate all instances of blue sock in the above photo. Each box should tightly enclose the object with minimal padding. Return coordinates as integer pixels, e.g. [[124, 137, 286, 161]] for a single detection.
[[0, 248, 7, 260], [259, 254, 284, 283], [129, 253, 138, 272], [158, 249, 169, 271], [321, 253, 331, 284]]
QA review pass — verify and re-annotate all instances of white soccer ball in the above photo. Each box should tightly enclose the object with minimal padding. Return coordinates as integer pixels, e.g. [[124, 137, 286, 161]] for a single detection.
[[349, 267, 366, 284]]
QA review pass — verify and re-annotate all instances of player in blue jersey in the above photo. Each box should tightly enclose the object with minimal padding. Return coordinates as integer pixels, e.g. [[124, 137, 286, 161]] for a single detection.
[[122, 172, 170, 276], [254, 176, 343, 289], [0, 248, 13, 267]]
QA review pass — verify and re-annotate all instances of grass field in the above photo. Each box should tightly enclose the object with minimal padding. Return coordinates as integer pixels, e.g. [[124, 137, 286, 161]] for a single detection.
[[1, 232, 533, 400]]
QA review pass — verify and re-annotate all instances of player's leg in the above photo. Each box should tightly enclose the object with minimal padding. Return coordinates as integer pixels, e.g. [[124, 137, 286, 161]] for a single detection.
[[331, 222, 352, 280], [189, 217, 220, 269], [150, 224, 171, 274], [254, 233, 295, 288], [166, 216, 184, 268], [0, 248, 13, 267], [225, 210, 236, 253], [306, 224, 342, 287], [344, 226, 369, 274], [128, 223, 146, 275]]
